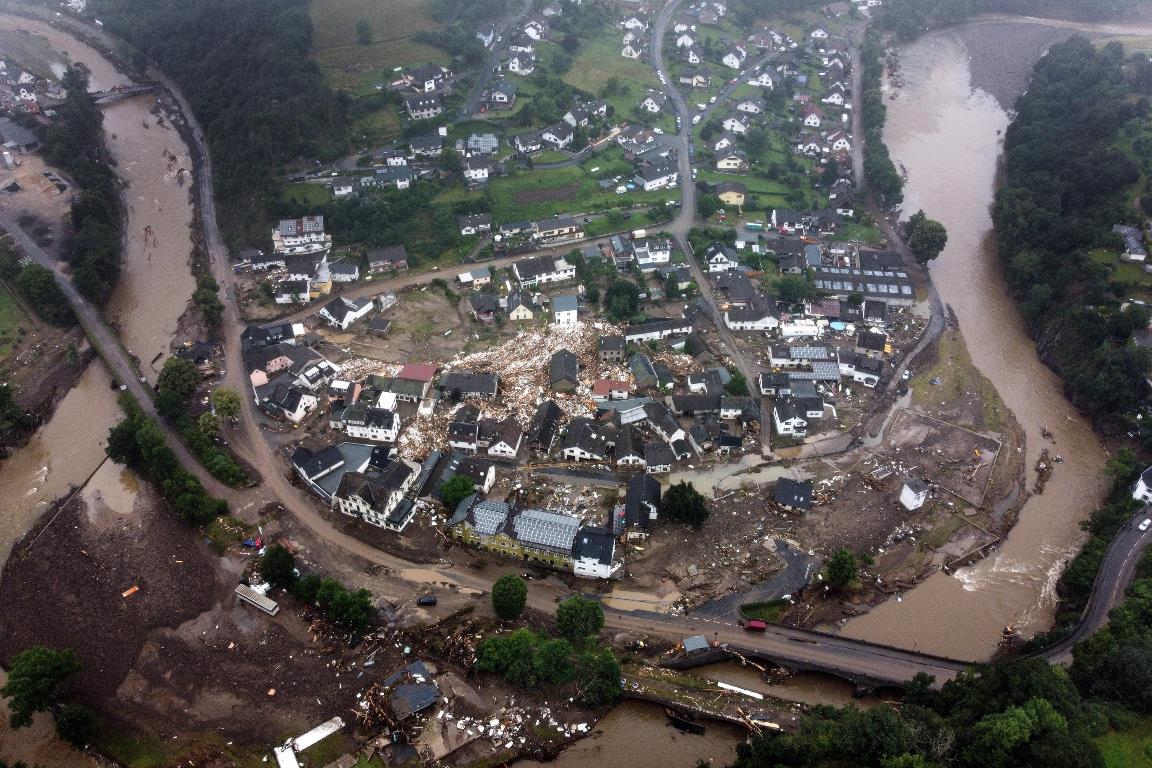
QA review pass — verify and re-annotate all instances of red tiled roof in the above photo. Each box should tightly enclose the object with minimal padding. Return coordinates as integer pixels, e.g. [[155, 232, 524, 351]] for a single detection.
[[592, 379, 630, 395], [398, 363, 438, 382]]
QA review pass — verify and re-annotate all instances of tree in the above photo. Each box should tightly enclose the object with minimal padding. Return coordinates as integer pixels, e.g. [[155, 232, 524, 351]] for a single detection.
[[905, 210, 948, 264], [664, 271, 682, 300], [534, 638, 575, 684], [441, 475, 475, 511], [826, 548, 857, 590], [192, 273, 223, 326], [556, 595, 604, 642], [438, 147, 463, 174], [261, 544, 298, 590], [1, 646, 80, 728], [776, 273, 809, 304], [726, 371, 749, 396], [476, 629, 540, 687], [157, 356, 201, 400], [211, 388, 242, 420], [603, 280, 640, 321], [561, 32, 580, 54], [356, 19, 373, 45], [491, 574, 528, 620], [660, 480, 709, 530], [574, 648, 620, 706], [698, 194, 721, 219], [54, 703, 97, 748], [16, 264, 74, 326], [197, 411, 220, 437]]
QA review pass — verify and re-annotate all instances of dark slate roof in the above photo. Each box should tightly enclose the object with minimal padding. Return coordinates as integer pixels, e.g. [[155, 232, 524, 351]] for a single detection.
[[670, 394, 722, 413], [644, 441, 675, 466], [572, 526, 615, 565], [549, 349, 579, 385], [440, 370, 499, 395], [774, 395, 806, 422], [292, 445, 344, 479], [391, 682, 439, 720], [858, 250, 903, 271], [528, 400, 563, 449], [599, 335, 626, 353], [624, 474, 661, 529], [774, 477, 813, 509], [857, 330, 888, 352]]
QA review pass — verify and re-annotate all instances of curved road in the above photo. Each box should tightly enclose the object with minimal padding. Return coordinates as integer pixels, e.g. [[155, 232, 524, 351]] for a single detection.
[[15, 6, 1151, 690]]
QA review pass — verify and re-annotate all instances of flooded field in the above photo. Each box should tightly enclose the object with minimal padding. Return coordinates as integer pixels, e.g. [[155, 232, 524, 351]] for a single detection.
[[513, 700, 746, 768]]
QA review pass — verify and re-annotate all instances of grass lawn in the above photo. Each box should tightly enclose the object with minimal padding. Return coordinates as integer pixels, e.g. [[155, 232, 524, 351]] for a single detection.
[[565, 31, 661, 119], [1099, 721, 1152, 768], [0, 283, 27, 360], [839, 220, 886, 246], [488, 166, 677, 220], [910, 328, 1006, 432], [696, 169, 792, 208], [282, 183, 332, 207], [740, 599, 789, 623], [349, 103, 403, 145], [310, 0, 447, 89]]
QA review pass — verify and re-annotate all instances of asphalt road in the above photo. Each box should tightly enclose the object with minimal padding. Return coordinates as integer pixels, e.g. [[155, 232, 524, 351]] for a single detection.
[[15, 5, 1152, 690]]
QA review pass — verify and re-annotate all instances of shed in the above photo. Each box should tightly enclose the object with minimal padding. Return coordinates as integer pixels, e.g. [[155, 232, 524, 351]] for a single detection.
[[682, 635, 709, 655], [900, 478, 929, 511]]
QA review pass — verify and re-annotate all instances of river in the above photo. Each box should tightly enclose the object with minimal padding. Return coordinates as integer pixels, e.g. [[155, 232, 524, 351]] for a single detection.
[[0, 13, 193, 766], [843, 22, 1115, 659]]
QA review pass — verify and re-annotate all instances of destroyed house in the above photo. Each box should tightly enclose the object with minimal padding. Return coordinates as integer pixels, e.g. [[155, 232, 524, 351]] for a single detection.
[[527, 400, 563, 452], [447, 405, 481, 453], [549, 349, 580, 392], [774, 477, 813, 510], [629, 353, 658, 389], [644, 401, 685, 444], [621, 474, 661, 532], [439, 370, 499, 398]]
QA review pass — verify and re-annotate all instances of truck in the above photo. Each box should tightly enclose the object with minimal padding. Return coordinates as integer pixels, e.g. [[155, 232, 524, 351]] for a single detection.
[[631, 228, 648, 239], [745, 222, 764, 231], [742, 619, 767, 632]]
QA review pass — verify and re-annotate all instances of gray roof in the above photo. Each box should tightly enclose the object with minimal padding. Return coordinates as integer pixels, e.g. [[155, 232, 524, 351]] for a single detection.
[[774, 477, 813, 509], [554, 294, 579, 313], [513, 508, 580, 553], [573, 526, 615, 565], [549, 349, 579, 385]]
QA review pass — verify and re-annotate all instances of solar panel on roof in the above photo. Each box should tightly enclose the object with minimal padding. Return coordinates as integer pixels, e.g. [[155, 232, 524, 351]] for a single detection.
[[473, 501, 510, 535]]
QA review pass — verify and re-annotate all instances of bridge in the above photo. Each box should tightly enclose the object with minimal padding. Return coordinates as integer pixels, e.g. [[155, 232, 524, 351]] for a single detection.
[[89, 83, 158, 105]]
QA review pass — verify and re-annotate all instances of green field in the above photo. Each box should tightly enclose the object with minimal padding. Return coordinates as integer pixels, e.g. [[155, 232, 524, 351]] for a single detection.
[[282, 183, 332, 207], [484, 165, 678, 221], [309, 0, 447, 89], [1099, 721, 1152, 768], [0, 283, 28, 360], [564, 31, 661, 120], [697, 169, 791, 207]]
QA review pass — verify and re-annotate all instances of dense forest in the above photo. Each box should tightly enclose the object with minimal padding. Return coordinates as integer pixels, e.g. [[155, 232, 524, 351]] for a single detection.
[[91, 0, 347, 248], [40, 67, 122, 305], [992, 38, 1147, 427], [860, 30, 902, 208], [877, 0, 1140, 39]]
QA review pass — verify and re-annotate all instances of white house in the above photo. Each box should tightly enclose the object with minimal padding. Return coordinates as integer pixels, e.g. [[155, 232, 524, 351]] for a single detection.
[[822, 90, 846, 106], [541, 123, 574, 150], [725, 302, 779, 331], [810, 27, 829, 38], [488, 418, 523, 458], [713, 132, 738, 153], [722, 114, 749, 134], [900, 478, 929, 511], [622, 42, 643, 59], [640, 93, 666, 113], [508, 54, 536, 75], [721, 49, 744, 69], [633, 238, 672, 270], [633, 160, 678, 191], [748, 70, 779, 88], [802, 107, 824, 127], [572, 528, 620, 579], [319, 296, 375, 330], [622, 15, 647, 30], [553, 294, 579, 326], [773, 397, 808, 437], [463, 155, 490, 182], [736, 97, 765, 114], [826, 130, 851, 152], [1134, 467, 1152, 503], [344, 406, 401, 442], [332, 460, 418, 531], [705, 243, 738, 272], [676, 32, 695, 48]]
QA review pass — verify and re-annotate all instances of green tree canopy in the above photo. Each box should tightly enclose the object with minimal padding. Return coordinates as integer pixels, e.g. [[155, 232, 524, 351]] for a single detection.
[[1, 646, 80, 729], [555, 595, 604, 642], [441, 475, 475, 511], [826, 548, 857, 590], [157, 356, 201, 400], [491, 573, 528, 620], [604, 280, 641, 321], [261, 544, 298, 590], [54, 702, 97, 748], [905, 210, 949, 264], [660, 480, 709, 530], [211, 387, 242, 420]]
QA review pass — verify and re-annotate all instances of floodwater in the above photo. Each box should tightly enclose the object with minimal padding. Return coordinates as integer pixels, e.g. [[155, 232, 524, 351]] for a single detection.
[[0, 14, 196, 381], [512, 700, 746, 768], [0, 363, 120, 567], [844, 27, 1110, 659]]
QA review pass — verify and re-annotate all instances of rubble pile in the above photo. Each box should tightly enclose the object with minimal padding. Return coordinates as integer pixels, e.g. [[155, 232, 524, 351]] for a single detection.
[[338, 357, 401, 381]]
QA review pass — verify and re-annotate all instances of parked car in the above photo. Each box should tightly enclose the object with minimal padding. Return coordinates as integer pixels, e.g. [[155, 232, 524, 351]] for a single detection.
[[1140, 519, 1151, 532], [417, 595, 438, 606]]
